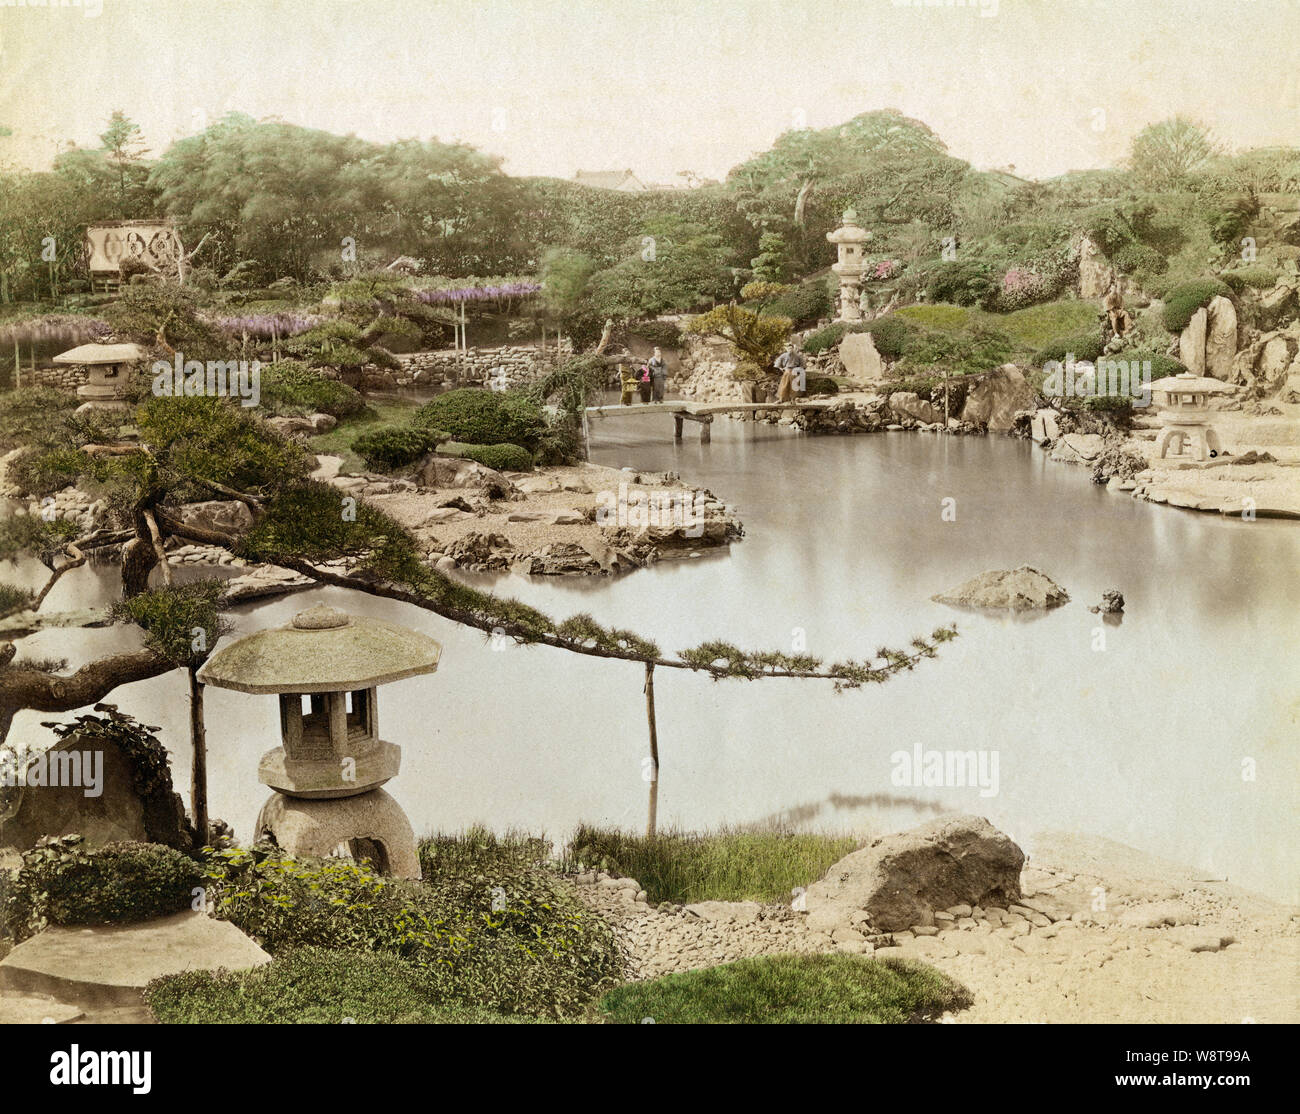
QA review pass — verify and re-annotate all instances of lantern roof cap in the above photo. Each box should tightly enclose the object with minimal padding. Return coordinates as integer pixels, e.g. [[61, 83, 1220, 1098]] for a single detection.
[[196, 606, 441, 694], [1149, 372, 1231, 394], [52, 343, 148, 365]]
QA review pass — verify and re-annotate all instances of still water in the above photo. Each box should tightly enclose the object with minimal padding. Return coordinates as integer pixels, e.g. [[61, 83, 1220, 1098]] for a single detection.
[[7, 418, 1299, 898]]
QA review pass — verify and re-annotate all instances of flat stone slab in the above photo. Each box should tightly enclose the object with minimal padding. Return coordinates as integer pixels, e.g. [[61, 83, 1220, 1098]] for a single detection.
[[0, 912, 270, 1010], [0, 992, 84, 1025]]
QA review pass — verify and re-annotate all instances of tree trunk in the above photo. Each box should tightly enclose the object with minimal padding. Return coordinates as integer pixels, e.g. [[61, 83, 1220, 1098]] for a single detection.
[[644, 662, 659, 840], [121, 535, 159, 598], [188, 666, 208, 845]]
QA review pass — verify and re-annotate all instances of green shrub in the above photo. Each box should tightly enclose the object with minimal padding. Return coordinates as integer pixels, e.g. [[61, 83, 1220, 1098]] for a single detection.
[[0, 387, 79, 453], [202, 843, 623, 1018], [1032, 330, 1106, 366], [351, 425, 442, 471], [8, 446, 92, 498], [894, 326, 1016, 377], [803, 376, 839, 395], [596, 954, 973, 1024], [802, 321, 865, 355], [626, 319, 683, 349], [1111, 242, 1168, 278], [1161, 279, 1231, 332], [924, 260, 999, 308], [144, 948, 550, 1024], [861, 316, 915, 359], [456, 442, 533, 472], [566, 826, 858, 905], [1221, 266, 1280, 293], [413, 388, 546, 450], [755, 281, 832, 326], [3, 839, 201, 942], [258, 360, 367, 418]]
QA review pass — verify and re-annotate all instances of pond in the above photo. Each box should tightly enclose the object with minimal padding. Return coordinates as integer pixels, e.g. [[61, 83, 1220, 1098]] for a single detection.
[[7, 418, 1299, 900]]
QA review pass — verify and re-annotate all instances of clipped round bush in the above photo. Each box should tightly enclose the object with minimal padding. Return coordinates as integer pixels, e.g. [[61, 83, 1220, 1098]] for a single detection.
[[924, 260, 999, 309], [596, 953, 973, 1024], [803, 376, 840, 395], [1161, 279, 1231, 333], [351, 425, 442, 472], [258, 360, 367, 418], [1221, 266, 1281, 293], [803, 321, 863, 355], [1032, 330, 1106, 366], [862, 315, 915, 359], [626, 319, 682, 349], [413, 388, 546, 450], [1111, 242, 1168, 279], [457, 442, 533, 472], [4, 841, 202, 941]]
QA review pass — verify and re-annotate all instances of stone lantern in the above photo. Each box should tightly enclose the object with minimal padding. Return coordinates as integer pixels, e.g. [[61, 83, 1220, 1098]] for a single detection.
[[51, 343, 147, 415], [1149, 371, 1231, 462], [827, 210, 871, 322], [196, 605, 441, 878]]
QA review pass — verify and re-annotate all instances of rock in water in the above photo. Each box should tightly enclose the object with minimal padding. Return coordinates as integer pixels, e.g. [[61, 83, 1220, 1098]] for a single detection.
[[803, 816, 1026, 934], [1088, 589, 1125, 614], [933, 566, 1069, 611]]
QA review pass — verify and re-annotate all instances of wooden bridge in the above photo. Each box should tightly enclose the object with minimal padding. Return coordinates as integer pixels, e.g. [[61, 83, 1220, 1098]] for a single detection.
[[584, 399, 836, 442]]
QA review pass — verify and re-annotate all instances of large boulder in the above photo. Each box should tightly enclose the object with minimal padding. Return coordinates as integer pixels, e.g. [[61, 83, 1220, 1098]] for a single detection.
[[803, 815, 1025, 934], [0, 731, 193, 853], [1050, 431, 1106, 464], [1256, 283, 1298, 332], [838, 332, 885, 380], [1077, 236, 1114, 299], [1204, 295, 1238, 379], [887, 391, 941, 425], [415, 455, 519, 498], [1178, 306, 1208, 375], [933, 565, 1069, 611], [960, 364, 1035, 432], [178, 499, 254, 536]]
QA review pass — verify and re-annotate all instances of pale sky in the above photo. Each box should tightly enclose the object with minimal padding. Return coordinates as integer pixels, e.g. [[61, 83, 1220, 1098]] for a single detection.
[[1, 0, 1297, 182]]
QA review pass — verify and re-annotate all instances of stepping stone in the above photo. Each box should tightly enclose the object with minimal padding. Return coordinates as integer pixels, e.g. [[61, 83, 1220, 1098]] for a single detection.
[[0, 912, 270, 1010]]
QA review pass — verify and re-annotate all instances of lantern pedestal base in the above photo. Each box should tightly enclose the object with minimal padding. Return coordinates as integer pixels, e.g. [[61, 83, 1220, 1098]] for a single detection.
[[255, 787, 420, 879]]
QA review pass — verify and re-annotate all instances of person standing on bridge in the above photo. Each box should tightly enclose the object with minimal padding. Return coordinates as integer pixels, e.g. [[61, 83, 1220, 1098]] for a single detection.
[[775, 342, 805, 402], [619, 362, 638, 406], [637, 363, 653, 404], [648, 347, 667, 403]]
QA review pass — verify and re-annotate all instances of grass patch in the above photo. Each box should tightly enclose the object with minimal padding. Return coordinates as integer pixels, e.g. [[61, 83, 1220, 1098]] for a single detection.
[[566, 825, 859, 906], [306, 398, 421, 473], [144, 947, 553, 1024], [596, 953, 973, 1024]]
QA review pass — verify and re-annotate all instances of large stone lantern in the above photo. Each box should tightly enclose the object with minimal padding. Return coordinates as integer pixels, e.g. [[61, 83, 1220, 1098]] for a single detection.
[[827, 210, 871, 322], [197, 605, 441, 878], [1149, 371, 1231, 461], [52, 342, 147, 415]]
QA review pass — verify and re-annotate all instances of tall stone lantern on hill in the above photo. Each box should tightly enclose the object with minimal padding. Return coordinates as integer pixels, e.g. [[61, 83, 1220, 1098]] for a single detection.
[[827, 210, 871, 322], [197, 604, 441, 878]]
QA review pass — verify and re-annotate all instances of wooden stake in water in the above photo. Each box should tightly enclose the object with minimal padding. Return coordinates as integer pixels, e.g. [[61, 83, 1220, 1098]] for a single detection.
[[644, 662, 660, 840]]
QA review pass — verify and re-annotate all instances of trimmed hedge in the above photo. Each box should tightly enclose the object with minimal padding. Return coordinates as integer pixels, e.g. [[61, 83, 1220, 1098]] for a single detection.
[[596, 953, 973, 1024], [258, 360, 367, 418], [413, 388, 546, 450], [456, 442, 533, 472], [144, 947, 549, 1024], [3, 839, 202, 942], [350, 425, 443, 471], [1161, 279, 1231, 332]]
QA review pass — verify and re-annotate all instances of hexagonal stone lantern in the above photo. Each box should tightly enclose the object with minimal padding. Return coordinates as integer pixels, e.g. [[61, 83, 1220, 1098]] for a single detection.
[[197, 605, 441, 878], [827, 209, 871, 322], [52, 342, 148, 415]]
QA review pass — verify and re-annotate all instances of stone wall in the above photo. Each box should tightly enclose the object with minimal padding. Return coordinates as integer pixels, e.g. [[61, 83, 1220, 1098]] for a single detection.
[[395, 341, 574, 391], [30, 365, 89, 392]]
